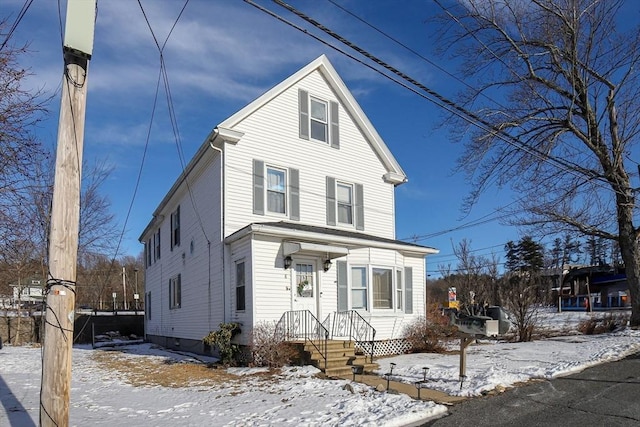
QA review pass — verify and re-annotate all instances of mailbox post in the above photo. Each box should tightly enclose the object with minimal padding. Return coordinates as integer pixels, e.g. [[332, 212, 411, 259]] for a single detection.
[[449, 306, 510, 379]]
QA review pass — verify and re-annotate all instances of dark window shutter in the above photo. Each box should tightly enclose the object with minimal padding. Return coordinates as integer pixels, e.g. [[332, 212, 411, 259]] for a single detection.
[[169, 212, 174, 250], [404, 267, 413, 314], [326, 176, 336, 226], [290, 168, 300, 221], [253, 159, 264, 215], [355, 183, 364, 231], [330, 100, 339, 149], [299, 89, 309, 140], [337, 260, 348, 311]]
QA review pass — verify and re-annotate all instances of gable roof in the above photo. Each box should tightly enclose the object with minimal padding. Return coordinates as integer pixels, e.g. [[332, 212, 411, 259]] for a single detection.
[[217, 54, 407, 184], [140, 55, 407, 241]]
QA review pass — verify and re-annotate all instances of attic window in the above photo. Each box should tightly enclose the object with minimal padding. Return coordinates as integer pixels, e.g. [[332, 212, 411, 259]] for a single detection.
[[298, 89, 339, 149], [310, 97, 328, 142]]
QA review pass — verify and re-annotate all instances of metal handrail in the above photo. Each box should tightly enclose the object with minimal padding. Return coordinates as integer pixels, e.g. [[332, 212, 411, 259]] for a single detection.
[[275, 310, 329, 370], [327, 310, 376, 363]]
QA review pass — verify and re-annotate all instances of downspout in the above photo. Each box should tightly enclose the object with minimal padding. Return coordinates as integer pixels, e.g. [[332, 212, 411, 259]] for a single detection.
[[209, 137, 225, 324]]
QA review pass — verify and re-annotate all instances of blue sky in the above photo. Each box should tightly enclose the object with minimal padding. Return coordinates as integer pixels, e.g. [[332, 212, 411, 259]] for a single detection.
[[5, 0, 590, 274]]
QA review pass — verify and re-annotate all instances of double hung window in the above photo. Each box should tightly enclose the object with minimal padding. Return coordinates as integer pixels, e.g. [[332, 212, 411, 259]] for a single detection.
[[351, 267, 368, 310], [235, 261, 246, 311], [169, 274, 181, 309], [266, 167, 287, 214], [171, 206, 180, 249], [337, 183, 353, 225], [310, 97, 328, 142]]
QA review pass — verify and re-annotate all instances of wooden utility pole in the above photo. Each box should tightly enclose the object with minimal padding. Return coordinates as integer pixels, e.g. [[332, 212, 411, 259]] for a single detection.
[[40, 1, 95, 426]]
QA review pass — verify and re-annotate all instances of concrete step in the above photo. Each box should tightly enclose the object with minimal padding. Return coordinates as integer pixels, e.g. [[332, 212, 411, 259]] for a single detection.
[[303, 340, 355, 352], [306, 346, 356, 360], [311, 354, 373, 370], [324, 362, 379, 378]]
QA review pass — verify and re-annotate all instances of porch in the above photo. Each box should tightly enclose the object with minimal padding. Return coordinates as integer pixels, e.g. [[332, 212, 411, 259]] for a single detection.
[[276, 309, 380, 376]]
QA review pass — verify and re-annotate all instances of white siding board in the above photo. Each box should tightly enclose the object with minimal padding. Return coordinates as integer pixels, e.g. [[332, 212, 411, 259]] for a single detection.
[[145, 152, 225, 341], [252, 237, 292, 322]]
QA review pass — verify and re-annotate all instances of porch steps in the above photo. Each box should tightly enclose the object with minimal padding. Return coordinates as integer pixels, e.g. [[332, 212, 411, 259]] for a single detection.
[[295, 340, 379, 378]]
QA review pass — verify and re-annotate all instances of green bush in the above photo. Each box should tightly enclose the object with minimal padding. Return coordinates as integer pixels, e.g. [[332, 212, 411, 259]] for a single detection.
[[203, 322, 241, 366]]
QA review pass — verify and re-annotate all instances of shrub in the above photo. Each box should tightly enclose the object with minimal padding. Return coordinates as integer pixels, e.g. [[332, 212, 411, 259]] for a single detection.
[[403, 309, 457, 353], [577, 313, 629, 335], [250, 321, 300, 368], [203, 322, 241, 366]]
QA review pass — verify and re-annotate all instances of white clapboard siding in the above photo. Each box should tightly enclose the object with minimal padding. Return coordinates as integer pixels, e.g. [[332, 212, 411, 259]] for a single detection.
[[229, 235, 253, 333], [224, 69, 396, 239], [144, 152, 226, 341], [251, 236, 294, 322]]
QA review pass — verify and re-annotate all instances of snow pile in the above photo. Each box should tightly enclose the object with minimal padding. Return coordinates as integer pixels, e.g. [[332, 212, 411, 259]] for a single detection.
[[1, 310, 640, 426]]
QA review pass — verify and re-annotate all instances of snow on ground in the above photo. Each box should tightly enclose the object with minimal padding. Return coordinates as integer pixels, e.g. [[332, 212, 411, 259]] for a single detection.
[[1, 309, 639, 426]]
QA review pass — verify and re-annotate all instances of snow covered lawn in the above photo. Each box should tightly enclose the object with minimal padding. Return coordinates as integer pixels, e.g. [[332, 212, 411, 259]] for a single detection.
[[1, 310, 639, 426]]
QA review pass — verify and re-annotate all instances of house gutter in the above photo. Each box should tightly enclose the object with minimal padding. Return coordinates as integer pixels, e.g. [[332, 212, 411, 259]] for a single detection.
[[208, 126, 244, 323]]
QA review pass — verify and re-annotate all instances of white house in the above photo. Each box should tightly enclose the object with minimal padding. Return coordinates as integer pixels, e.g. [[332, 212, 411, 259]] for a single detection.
[[139, 55, 438, 362]]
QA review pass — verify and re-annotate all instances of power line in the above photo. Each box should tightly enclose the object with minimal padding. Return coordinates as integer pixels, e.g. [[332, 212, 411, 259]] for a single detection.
[[0, 0, 35, 52], [264, 0, 628, 201]]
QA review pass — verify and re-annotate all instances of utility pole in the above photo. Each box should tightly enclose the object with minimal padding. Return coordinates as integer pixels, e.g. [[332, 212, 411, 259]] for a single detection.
[[122, 266, 128, 310], [40, 2, 96, 426]]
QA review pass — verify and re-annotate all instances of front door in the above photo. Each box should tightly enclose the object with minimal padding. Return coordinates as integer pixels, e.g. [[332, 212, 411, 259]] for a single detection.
[[292, 259, 318, 317]]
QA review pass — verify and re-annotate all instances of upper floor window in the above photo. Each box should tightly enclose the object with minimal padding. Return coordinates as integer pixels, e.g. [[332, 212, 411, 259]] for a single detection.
[[154, 229, 161, 261], [267, 167, 287, 214], [337, 182, 353, 225], [253, 160, 300, 221], [146, 238, 152, 267], [171, 206, 180, 249], [298, 89, 339, 148], [326, 177, 364, 230], [310, 97, 328, 142]]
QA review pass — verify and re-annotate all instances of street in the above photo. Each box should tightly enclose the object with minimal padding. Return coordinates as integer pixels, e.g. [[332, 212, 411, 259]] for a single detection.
[[424, 350, 640, 426]]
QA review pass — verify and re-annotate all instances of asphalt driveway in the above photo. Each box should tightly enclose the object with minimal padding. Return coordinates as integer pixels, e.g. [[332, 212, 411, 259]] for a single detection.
[[424, 351, 640, 426]]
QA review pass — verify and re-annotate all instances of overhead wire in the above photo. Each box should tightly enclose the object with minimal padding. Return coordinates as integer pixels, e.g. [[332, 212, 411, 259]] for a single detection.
[[267, 0, 612, 190], [250, 0, 630, 251], [0, 0, 35, 52]]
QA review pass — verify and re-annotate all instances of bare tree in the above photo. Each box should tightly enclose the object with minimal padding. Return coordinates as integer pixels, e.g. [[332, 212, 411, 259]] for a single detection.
[[437, 0, 640, 326], [440, 239, 501, 314], [500, 272, 540, 342], [0, 22, 49, 196]]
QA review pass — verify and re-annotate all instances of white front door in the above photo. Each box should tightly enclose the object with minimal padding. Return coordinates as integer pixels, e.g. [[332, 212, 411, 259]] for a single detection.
[[292, 259, 319, 318]]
